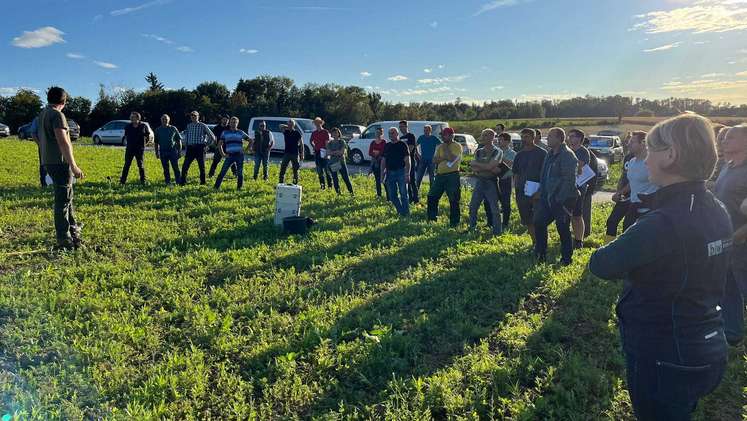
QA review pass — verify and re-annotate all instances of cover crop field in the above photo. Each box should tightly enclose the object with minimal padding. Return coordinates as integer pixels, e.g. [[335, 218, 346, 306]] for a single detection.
[[0, 140, 744, 420]]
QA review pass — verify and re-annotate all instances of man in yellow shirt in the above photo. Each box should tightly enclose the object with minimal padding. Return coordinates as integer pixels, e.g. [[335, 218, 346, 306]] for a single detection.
[[427, 127, 463, 227]]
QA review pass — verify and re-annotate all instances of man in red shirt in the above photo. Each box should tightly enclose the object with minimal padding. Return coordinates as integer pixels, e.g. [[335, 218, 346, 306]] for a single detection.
[[311, 117, 333, 189]]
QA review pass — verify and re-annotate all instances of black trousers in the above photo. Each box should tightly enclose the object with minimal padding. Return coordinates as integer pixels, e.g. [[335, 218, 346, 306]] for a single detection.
[[180, 145, 206, 185], [120, 148, 145, 184], [279, 153, 300, 184], [606, 200, 630, 236]]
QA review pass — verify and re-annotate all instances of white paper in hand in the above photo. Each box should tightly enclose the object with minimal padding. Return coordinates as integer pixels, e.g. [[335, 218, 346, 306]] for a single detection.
[[576, 164, 596, 187], [524, 181, 540, 196]]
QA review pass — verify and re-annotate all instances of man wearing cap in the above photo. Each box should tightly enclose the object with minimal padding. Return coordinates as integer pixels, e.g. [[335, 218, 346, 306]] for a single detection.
[[179, 111, 216, 185], [311, 117, 333, 189], [427, 127, 463, 227], [209, 115, 235, 178]]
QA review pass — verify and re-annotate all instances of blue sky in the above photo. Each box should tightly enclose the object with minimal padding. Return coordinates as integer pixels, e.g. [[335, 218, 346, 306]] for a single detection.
[[2, 0, 747, 104]]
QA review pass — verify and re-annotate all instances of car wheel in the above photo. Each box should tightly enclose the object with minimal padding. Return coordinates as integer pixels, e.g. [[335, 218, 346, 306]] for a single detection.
[[93, 136, 102, 145], [122, 137, 127, 146], [350, 149, 364, 165]]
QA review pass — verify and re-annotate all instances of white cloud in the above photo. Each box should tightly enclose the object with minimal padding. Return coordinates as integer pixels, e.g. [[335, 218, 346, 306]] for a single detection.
[[66, 52, 85, 59], [239, 48, 259, 54], [737, 71, 747, 77], [424, 68, 432, 73], [437, 64, 445, 69], [417, 75, 469, 84], [474, 0, 531, 16], [516, 92, 579, 101], [176, 46, 194, 53], [142, 33, 174, 45], [632, 0, 747, 34], [660, 77, 747, 102], [94, 61, 118, 69], [490, 86, 505, 91], [12, 26, 65, 48], [111, 0, 172, 16], [619, 91, 648, 96], [0, 87, 39, 96], [93, 14, 103, 22], [643, 42, 681, 52], [360, 71, 372, 78], [429, 21, 438, 28], [387, 75, 408, 81], [701, 72, 725, 78], [380, 86, 455, 97]]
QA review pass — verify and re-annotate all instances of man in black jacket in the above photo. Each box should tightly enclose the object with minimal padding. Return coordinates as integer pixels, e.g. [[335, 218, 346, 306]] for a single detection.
[[120, 111, 151, 184]]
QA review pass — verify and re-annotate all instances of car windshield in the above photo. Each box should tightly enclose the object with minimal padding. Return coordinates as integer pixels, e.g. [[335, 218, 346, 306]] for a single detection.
[[590, 138, 612, 147], [295, 120, 315, 132]]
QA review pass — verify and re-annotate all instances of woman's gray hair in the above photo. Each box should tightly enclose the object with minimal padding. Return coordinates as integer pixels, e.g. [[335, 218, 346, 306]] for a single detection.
[[647, 113, 717, 181]]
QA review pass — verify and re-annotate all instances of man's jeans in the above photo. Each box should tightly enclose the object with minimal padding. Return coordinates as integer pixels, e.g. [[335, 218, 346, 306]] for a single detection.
[[469, 178, 501, 234], [214, 153, 245, 190], [427, 172, 461, 227], [209, 149, 237, 178], [416, 158, 435, 189], [180, 144, 206, 185], [45, 164, 80, 245], [159, 149, 181, 184], [120, 147, 145, 184], [534, 199, 573, 263], [314, 153, 332, 188], [386, 169, 409, 216], [253, 153, 270, 180]]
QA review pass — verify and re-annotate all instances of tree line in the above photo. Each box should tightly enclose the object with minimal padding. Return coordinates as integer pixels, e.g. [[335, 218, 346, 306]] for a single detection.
[[2, 73, 747, 136]]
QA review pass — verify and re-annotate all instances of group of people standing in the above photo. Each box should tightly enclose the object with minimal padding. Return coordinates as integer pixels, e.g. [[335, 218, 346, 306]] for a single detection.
[[29, 85, 747, 421]]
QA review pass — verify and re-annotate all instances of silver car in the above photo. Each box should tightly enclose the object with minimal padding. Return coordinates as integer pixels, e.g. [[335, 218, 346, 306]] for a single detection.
[[0, 123, 9, 137], [92, 120, 154, 146]]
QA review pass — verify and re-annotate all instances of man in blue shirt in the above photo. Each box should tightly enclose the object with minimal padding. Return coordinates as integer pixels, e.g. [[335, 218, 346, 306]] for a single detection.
[[416, 124, 441, 189], [214, 116, 250, 190]]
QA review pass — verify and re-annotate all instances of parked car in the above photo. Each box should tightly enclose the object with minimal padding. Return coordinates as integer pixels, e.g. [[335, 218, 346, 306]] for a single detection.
[[455, 134, 479, 155], [247, 117, 316, 158], [17, 122, 33, 139], [347, 120, 450, 165], [0, 123, 9, 137], [68, 119, 80, 141], [597, 129, 624, 138], [595, 158, 609, 191], [92, 120, 154, 146], [340, 124, 366, 140], [587, 135, 623, 163], [507, 132, 523, 151]]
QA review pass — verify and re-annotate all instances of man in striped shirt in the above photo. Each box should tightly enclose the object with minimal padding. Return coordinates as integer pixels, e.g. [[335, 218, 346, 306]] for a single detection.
[[179, 110, 216, 185]]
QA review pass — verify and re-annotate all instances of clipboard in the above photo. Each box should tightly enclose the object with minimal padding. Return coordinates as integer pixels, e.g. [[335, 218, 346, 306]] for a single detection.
[[576, 164, 596, 187]]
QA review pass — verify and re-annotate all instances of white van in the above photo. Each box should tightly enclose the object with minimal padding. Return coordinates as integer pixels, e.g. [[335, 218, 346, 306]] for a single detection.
[[347, 120, 449, 165], [247, 117, 316, 158]]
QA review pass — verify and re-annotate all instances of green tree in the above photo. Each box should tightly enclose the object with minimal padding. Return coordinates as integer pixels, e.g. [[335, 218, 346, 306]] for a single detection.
[[5, 89, 43, 131], [145, 72, 164, 92]]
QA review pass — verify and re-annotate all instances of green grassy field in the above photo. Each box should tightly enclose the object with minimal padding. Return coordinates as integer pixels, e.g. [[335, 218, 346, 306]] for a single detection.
[[0, 139, 744, 420]]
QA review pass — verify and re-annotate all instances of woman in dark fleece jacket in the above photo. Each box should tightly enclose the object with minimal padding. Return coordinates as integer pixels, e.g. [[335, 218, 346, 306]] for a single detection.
[[589, 114, 733, 421]]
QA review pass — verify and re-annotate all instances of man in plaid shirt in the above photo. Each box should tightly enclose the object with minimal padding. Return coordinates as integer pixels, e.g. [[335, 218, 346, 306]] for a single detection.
[[179, 110, 216, 185]]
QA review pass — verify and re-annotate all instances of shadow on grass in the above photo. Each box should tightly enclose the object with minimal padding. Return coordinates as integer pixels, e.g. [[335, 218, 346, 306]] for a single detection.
[[231, 243, 544, 418]]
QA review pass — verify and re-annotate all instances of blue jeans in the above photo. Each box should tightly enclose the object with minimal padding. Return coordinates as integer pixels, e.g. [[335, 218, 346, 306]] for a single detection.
[[416, 158, 435, 189], [533, 199, 573, 263], [722, 260, 747, 345], [253, 153, 270, 180], [214, 153, 244, 190], [159, 149, 180, 184], [386, 169, 409, 216], [314, 154, 333, 188]]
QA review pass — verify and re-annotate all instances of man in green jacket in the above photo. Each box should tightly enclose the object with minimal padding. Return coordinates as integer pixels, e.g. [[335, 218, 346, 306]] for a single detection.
[[154, 114, 182, 184], [533, 127, 579, 265], [35, 86, 85, 250]]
